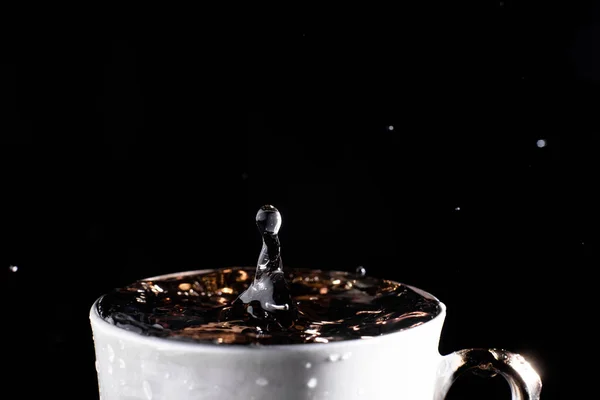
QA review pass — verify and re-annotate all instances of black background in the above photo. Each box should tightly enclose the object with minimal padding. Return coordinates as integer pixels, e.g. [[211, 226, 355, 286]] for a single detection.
[[2, 2, 598, 399]]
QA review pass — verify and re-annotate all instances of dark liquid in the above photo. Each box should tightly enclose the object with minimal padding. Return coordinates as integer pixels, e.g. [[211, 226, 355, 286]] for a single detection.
[[97, 267, 442, 345]]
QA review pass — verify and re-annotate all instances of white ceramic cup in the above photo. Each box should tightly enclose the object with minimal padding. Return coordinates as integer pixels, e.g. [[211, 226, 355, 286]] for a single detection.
[[90, 269, 542, 399]]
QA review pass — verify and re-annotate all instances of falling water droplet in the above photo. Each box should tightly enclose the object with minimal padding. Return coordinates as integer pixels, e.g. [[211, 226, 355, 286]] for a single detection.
[[307, 377, 318, 389], [536, 139, 547, 148], [356, 266, 366, 277], [388, 125, 394, 131], [305, 362, 312, 369], [328, 354, 341, 362], [9, 265, 18, 272], [454, 206, 461, 211]]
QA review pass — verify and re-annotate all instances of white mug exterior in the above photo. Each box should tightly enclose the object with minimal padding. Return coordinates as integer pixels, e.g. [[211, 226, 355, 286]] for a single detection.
[[91, 290, 445, 399], [90, 270, 541, 399]]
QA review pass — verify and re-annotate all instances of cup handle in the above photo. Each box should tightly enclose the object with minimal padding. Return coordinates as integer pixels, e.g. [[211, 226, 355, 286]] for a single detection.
[[434, 348, 542, 399]]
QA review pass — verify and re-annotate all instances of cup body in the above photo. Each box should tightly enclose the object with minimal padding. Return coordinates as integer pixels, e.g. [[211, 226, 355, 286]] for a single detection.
[[90, 270, 447, 400]]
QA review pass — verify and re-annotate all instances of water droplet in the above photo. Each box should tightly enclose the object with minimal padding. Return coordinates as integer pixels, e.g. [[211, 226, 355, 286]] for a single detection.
[[536, 139, 547, 148], [454, 206, 461, 211], [256, 377, 269, 386], [256, 204, 282, 235], [305, 362, 312, 369], [355, 266, 366, 277], [342, 352, 352, 360], [143, 380, 153, 400], [106, 344, 115, 363], [118, 340, 125, 350], [307, 377, 318, 389], [118, 358, 126, 369], [388, 125, 394, 131], [328, 354, 341, 362], [9, 265, 18, 272]]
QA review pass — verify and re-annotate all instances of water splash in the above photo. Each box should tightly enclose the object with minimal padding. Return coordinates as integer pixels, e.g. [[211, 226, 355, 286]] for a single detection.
[[235, 205, 295, 326], [97, 206, 442, 344], [98, 266, 442, 345]]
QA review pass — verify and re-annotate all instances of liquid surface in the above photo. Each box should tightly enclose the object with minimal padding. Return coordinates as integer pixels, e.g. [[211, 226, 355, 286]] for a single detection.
[[97, 267, 442, 345]]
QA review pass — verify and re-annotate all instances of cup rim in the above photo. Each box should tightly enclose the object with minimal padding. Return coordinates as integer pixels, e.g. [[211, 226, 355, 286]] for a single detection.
[[90, 267, 447, 353]]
